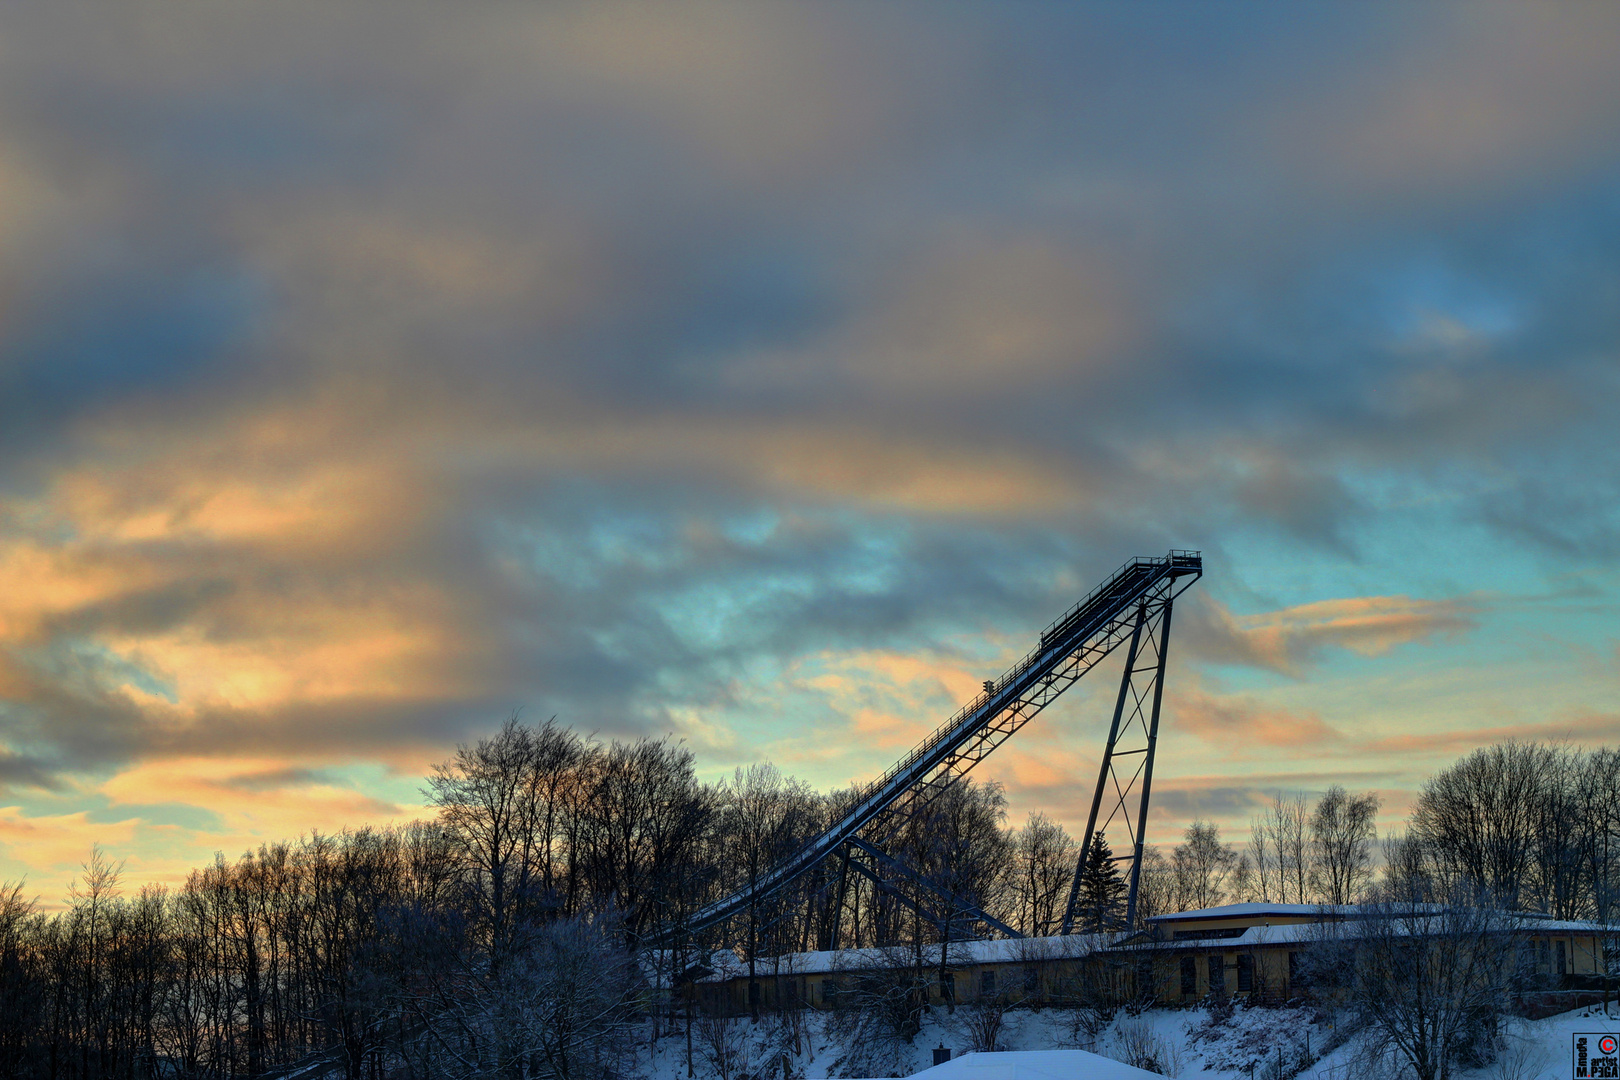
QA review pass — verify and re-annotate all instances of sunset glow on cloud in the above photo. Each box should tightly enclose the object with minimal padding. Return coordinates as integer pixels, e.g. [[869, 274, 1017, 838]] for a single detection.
[[1, 3, 1618, 904]]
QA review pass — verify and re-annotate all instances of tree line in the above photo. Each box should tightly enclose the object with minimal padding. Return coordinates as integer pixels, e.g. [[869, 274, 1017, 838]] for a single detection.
[[1125, 741, 1620, 927], [0, 722, 1616, 1079]]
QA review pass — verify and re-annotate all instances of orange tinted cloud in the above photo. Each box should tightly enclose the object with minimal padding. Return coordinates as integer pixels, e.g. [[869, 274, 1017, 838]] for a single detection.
[[1281, 5, 1620, 197], [0, 807, 140, 894], [1182, 592, 1479, 675], [1171, 686, 1346, 751], [847, 708, 932, 752], [101, 757, 411, 828], [1356, 711, 1620, 759]]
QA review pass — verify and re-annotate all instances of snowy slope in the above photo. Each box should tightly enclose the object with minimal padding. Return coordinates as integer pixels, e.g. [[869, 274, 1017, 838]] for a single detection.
[[633, 999, 1620, 1079]]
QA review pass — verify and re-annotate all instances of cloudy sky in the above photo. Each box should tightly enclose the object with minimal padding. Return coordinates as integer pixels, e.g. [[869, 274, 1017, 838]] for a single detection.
[[2, 3, 1618, 903]]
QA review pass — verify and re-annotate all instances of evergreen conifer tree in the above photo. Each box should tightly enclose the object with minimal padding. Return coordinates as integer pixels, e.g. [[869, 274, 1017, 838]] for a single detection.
[[1073, 830, 1127, 931]]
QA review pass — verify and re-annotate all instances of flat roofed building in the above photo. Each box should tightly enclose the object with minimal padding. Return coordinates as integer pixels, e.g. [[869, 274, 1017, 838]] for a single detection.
[[667, 903, 1613, 1016]]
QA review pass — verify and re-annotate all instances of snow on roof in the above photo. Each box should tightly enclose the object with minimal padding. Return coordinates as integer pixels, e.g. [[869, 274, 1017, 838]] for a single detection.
[[1148, 902, 1350, 922], [742, 932, 1121, 978], [853, 1048, 1164, 1080], [1134, 914, 1619, 951], [1146, 902, 1618, 927], [644, 932, 1121, 985], [641, 913, 1617, 986]]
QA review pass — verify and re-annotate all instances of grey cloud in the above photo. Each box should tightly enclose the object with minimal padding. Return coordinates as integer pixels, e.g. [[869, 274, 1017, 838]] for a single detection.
[[1480, 468, 1620, 561], [0, 749, 64, 793]]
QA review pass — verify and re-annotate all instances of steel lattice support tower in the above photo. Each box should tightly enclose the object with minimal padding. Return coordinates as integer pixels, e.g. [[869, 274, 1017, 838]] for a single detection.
[[1060, 589, 1176, 934]]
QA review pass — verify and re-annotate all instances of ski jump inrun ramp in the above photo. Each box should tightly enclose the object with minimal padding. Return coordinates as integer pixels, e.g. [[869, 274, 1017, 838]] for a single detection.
[[670, 550, 1203, 942]]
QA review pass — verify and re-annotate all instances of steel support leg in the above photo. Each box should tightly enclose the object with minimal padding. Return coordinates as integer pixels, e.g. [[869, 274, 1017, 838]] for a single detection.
[[1062, 602, 1148, 934], [823, 845, 851, 951], [1125, 598, 1173, 929]]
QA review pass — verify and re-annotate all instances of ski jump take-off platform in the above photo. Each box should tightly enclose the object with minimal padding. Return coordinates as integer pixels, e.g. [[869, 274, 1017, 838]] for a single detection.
[[673, 549, 1202, 945]]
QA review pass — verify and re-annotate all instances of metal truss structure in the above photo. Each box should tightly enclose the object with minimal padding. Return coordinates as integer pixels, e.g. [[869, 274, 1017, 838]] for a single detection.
[[665, 550, 1202, 946], [1059, 591, 1177, 933]]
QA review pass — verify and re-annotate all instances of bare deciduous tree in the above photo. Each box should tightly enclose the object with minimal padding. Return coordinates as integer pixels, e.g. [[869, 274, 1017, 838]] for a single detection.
[[1009, 812, 1075, 936], [825, 946, 931, 1079], [1173, 820, 1234, 911], [1248, 817, 1277, 903], [1410, 742, 1554, 909], [1323, 888, 1522, 1080], [1309, 785, 1380, 905], [1131, 845, 1174, 925], [0, 881, 40, 1078], [1266, 794, 1311, 904]]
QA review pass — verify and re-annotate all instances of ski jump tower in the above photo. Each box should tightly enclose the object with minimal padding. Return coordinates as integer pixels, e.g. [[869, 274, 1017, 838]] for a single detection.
[[676, 549, 1202, 943]]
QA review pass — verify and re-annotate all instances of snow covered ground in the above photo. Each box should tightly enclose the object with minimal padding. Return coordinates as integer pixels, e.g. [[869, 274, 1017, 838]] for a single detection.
[[633, 999, 1620, 1079]]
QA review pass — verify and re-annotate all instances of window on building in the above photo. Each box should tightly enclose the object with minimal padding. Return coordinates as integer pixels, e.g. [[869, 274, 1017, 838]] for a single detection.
[[1556, 940, 1567, 976], [1022, 965, 1039, 994], [1288, 951, 1300, 987], [1137, 957, 1154, 996], [1208, 955, 1225, 994], [980, 969, 996, 996], [940, 972, 956, 1003], [1236, 954, 1253, 994], [820, 978, 841, 1007], [1540, 939, 1551, 974], [1181, 956, 1197, 998]]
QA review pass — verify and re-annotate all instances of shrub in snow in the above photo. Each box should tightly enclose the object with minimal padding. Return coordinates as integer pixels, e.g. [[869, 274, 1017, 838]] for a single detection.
[[1062, 973, 1119, 1050], [956, 1001, 1006, 1053], [823, 947, 932, 1078], [1188, 1001, 1321, 1079], [696, 1014, 753, 1080], [1104, 1019, 1183, 1077]]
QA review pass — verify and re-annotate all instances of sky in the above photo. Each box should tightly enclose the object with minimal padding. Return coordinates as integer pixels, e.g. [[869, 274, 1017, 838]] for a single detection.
[[1, 3, 1618, 905]]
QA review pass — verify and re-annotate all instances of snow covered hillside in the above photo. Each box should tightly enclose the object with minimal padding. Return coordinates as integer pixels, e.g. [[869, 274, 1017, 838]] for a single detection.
[[634, 1001, 1620, 1079]]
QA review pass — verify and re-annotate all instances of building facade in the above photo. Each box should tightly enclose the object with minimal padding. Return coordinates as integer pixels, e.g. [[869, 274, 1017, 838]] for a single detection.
[[680, 903, 1613, 1016]]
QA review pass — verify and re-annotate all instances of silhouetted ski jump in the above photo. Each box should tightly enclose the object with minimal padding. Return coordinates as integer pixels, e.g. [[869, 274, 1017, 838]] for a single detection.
[[672, 550, 1202, 944]]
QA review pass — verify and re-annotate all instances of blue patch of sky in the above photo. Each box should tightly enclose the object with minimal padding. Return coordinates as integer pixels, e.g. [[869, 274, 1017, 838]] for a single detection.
[[829, 517, 907, 597], [19, 639, 177, 705], [86, 798, 223, 834], [1337, 470, 1555, 596], [1210, 461, 1563, 616], [503, 523, 603, 592], [654, 573, 819, 653], [720, 507, 780, 547], [1375, 253, 1523, 349], [1206, 514, 1615, 704], [2, 782, 226, 837], [497, 498, 694, 593], [1187, 458, 1606, 700], [336, 762, 432, 814]]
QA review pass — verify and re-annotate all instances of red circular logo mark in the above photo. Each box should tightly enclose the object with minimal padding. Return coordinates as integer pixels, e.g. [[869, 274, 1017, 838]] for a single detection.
[[1601, 1035, 1618, 1056]]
